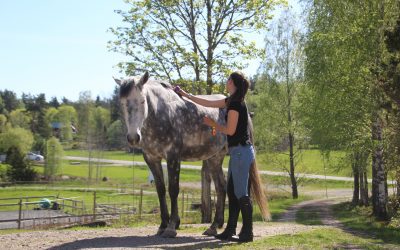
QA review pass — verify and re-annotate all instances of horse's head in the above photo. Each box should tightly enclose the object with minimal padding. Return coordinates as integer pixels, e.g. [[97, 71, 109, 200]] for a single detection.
[[114, 72, 150, 146]]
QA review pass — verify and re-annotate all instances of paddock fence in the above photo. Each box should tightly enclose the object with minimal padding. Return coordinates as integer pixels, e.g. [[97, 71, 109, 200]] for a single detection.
[[0, 188, 216, 230]]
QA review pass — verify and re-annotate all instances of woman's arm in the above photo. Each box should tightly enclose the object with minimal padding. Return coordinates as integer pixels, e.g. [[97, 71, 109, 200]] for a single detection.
[[186, 94, 226, 108], [175, 86, 226, 108], [203, 110, 239, 136]]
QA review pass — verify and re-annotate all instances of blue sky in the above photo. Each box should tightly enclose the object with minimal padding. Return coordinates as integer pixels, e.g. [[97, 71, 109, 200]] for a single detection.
[[0, 1, 297, 102], [0, 1, 129, 101]]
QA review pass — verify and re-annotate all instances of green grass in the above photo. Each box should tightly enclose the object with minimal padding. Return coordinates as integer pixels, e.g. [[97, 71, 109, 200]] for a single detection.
[[0, 186, 306, 223], [296, 206, 323, 225], [256, 149, 351, 176], [65, 149, 352, 177], [32, 159, 202, 186], [333, 202, 400, 245], [217, 227, 385, 250], [65, 149, 211, 167], [267, 194, 310, 221]]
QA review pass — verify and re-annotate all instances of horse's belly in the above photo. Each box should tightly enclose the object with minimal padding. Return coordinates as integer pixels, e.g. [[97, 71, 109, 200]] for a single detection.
[[180, 132, 226, 161]]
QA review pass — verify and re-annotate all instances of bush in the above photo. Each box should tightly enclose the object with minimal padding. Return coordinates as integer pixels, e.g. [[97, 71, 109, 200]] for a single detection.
[[0, 164, 7, 182], [5, 146, 37, 182]]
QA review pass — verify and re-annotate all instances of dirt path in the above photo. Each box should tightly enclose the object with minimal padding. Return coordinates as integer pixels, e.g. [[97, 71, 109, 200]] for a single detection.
[[0, 189, 391, 249], [0, 223, 319, 250]]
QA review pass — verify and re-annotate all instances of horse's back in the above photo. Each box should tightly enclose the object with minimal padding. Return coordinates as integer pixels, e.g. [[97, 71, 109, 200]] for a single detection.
[[195, 94, 226, 101]]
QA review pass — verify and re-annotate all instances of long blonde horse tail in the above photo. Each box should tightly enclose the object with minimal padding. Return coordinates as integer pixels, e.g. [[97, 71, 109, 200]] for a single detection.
[[250, 161, 271, 221], [248, 114, 271, 221]]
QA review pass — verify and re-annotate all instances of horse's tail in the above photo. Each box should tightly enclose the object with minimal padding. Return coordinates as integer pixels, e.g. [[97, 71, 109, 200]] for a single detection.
[[248, 114, 271, 221]]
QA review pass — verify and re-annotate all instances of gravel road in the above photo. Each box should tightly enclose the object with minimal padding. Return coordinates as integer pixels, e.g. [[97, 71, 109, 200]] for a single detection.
[[0, 223, 319, 250]]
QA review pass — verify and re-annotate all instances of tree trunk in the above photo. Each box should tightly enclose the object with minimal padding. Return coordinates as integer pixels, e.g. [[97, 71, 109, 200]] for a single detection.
[[206, 0, 213, 94], [371, 113, 388, 220], [188, 0, 200, 82], [288, 132, 298, 199], [360, 169, 369, 206], [352, 162, 360, 205], [397, 170, 400, 201]]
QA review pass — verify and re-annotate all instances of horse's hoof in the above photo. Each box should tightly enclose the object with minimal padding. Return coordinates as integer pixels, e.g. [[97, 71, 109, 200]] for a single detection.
[[202, 227, 217, 236], [161, 228, 177, 238], [157, 227, 165, 236]]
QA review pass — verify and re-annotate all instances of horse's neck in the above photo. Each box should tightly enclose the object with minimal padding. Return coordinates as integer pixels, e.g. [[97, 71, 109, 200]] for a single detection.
[[145, 84, 182, 117]]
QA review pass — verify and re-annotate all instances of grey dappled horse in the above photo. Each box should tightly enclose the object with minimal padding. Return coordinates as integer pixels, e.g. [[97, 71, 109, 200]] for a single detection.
[[115, 72, 227, 238]]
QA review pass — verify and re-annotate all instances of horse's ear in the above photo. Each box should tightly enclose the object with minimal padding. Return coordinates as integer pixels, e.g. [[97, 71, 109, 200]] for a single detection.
[[138, 71, 149, 88], [113, 76, 122, 86]]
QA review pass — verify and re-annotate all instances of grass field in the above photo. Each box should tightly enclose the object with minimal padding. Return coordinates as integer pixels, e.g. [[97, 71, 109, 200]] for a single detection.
[[65, 149, 352, 177], [218, 227, 385, 250], [333, 202, 400, 245], [28, 159, 354, 191], [0, 187, 307, 224]]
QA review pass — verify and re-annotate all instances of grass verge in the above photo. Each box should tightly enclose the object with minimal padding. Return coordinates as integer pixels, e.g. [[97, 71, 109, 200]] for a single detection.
[[333, 202, 400, 245]]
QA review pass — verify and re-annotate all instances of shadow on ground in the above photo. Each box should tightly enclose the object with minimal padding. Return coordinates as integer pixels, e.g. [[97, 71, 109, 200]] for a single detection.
[[47, 235, 230, 250]]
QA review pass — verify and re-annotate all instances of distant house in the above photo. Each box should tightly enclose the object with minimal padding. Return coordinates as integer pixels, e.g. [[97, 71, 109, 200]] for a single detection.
[[51, 122, 63, 138]]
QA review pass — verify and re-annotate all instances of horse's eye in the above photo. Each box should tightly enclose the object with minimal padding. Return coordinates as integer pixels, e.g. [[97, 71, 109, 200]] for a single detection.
[[141, 100, 145, 104]]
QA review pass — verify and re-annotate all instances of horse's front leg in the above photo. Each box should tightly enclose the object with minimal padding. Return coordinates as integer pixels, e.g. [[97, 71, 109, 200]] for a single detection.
[[161, 157, 181, 238], [143, 154, 169, 236]]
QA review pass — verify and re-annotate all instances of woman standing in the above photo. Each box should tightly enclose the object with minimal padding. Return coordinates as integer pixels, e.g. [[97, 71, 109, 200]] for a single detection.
[[175, 71, 269, 242]]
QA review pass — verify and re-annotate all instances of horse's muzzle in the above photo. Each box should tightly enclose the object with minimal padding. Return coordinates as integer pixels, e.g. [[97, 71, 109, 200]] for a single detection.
[[127, 133, 141, 145]]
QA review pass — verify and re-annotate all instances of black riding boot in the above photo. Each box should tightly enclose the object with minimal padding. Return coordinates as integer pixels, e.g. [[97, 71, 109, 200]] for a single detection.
[[237, 196, 253, 242], [215, 176, 240, 240]]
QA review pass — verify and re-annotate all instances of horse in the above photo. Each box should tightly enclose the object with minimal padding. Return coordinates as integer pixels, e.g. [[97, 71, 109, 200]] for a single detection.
[[114, 72, 228, 238]]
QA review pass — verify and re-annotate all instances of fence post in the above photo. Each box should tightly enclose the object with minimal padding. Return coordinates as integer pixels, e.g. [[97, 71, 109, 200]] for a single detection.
[[93, 191, 97, 221], [186, 193, 189, 214], [139, 188, 143, 219], [18, 199, 22, 229], [181, 190, 185, 219]]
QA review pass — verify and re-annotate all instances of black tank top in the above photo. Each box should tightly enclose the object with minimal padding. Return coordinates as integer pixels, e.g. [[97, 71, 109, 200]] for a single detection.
[[225, 99, 251, 147]]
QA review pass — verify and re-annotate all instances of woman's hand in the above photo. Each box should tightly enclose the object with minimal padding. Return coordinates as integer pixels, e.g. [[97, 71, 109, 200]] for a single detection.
[[174, 85, 189, 98], [203, 116, 216, 127]]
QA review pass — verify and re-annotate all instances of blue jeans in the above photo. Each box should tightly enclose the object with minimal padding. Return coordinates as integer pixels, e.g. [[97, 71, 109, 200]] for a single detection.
[[227, 144, 255, 199]]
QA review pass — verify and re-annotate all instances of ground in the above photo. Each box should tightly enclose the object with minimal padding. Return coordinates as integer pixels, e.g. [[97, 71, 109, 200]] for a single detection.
[[0, 189, 366, 250], [0, 222, 320, 250]]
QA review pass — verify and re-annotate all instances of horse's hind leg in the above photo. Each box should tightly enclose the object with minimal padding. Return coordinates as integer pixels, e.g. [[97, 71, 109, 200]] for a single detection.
[[201, 160, 212, 224], [202, 150, 226, 236], [143, 153, 169, 236]]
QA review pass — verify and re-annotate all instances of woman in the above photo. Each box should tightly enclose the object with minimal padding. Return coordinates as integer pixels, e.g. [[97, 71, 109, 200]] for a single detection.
[[175, 71, 259, 242]]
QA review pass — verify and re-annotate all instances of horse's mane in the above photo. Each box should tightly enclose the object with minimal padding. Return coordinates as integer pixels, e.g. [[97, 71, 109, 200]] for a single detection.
[[119, 77, 173, 98]]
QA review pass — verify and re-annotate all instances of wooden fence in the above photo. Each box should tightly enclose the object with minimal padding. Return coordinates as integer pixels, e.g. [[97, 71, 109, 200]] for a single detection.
[[0, 188, 212, 230]]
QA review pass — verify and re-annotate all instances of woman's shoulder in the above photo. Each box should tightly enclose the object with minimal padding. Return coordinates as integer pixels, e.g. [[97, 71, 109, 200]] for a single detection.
[[227, 100, 246, 110]]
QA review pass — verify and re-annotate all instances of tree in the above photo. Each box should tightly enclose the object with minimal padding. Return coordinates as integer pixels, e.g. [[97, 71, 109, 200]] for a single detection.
[[49, 97, 60, 108], [5, 146, 36, 182], [379, 10, 400, 109], [45, 137, 64, 180], [304, 0, 375, 207], [252, 7, 306, 199], [9, 109, 31, 129], [304, 0, 399, 219], [61, 97, 72, 106], [22, 93, 51, 138], [381, 11, 400, 201], [109, 0, 280, 94], [0, 95, 5, 115], [57, 105, 78, 141], [0, 90, 19, 113], [109, 86, 121, 123], [76, 91, 96, 183], [106, 120, 126, 149], [92, 106, 110, 181], [0, 127, 34, 155], [0, 114, 7, 133]]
